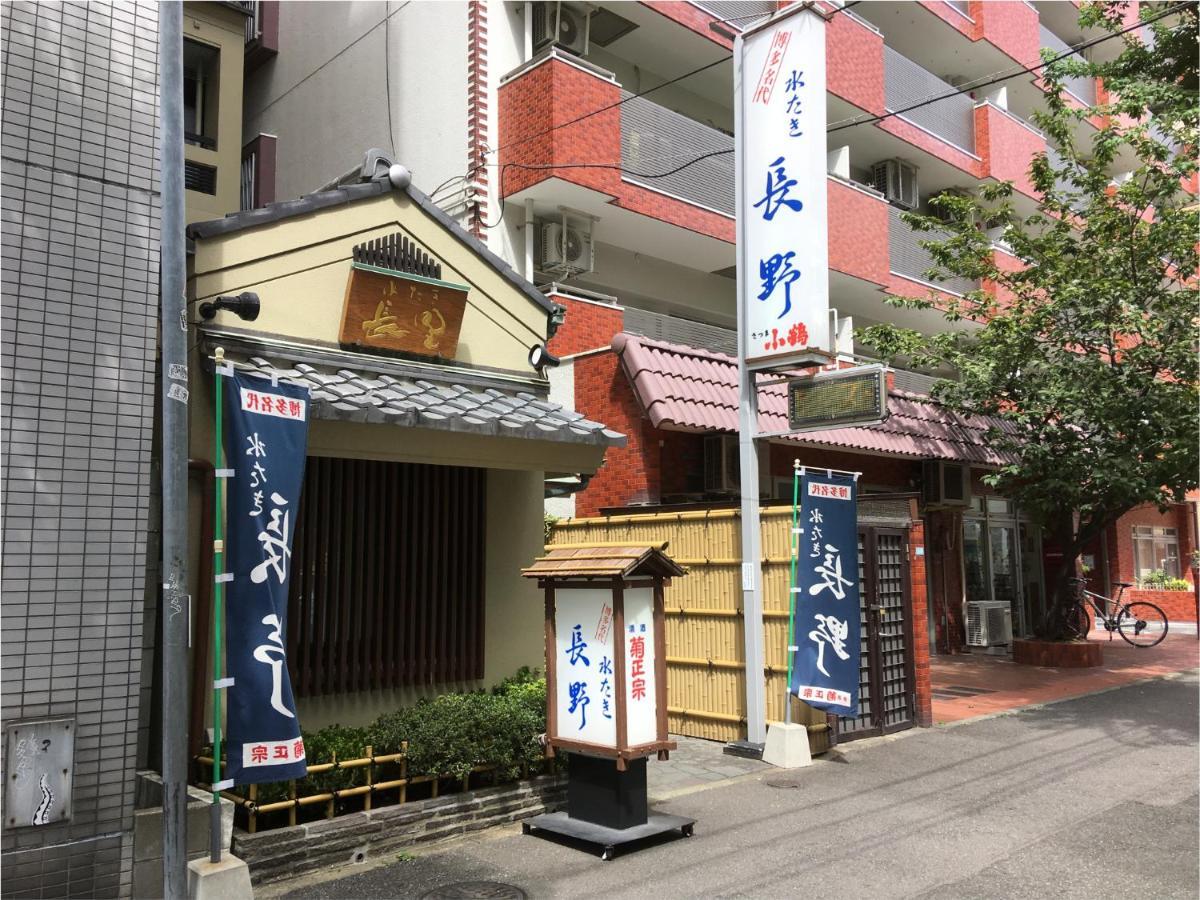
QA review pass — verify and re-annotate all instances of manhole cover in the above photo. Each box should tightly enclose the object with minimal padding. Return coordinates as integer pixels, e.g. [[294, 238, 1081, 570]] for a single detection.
[[421, 882, 528, 900]]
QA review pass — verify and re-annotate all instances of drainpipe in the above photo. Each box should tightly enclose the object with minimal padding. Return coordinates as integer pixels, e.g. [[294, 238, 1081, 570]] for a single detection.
[[525, 199, 536, 279], [157, 3, 189, 896]]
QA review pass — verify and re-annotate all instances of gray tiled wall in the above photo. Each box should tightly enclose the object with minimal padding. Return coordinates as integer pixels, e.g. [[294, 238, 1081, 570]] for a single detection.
[[1, 2, 160, 897]]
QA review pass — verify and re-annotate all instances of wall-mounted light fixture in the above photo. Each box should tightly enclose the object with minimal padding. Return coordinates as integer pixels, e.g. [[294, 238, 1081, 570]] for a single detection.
[[199, 292, 261, 322], [528, 343, 561, 374]]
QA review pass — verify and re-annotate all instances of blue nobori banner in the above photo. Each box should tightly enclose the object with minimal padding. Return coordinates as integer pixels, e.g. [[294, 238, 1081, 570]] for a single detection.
[[224, 371, 310, 784], [789, 472, 860, 716]]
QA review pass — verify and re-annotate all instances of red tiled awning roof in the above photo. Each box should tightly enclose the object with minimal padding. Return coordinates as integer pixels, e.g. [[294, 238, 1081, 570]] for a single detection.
[[611, 332, 1017, 466]]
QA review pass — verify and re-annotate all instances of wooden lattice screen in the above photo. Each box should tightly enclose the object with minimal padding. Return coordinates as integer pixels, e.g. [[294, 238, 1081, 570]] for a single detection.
[[286, 456, 486, 695]]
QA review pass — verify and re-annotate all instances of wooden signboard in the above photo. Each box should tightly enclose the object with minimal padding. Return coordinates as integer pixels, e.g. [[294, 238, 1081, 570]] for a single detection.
[[339, 264, 469, 360]]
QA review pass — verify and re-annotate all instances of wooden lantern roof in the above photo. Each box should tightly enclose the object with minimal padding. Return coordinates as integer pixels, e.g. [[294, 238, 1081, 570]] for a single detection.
[[522, 543, 686, 581]]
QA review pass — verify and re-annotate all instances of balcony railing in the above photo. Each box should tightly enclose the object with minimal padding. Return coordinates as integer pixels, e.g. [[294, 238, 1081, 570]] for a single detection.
[[623, 306, 738, 357], [883, 46, 976, 152], [1038, 25, 1096, 105], [621, 92, 735, 216], [688, 1, 776, 30], [889, 206, 979, 295]]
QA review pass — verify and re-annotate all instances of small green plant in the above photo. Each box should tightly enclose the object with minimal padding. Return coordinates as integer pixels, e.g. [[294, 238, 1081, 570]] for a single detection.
[[544, 513, 559, 543], [395, 851, 416, 863]]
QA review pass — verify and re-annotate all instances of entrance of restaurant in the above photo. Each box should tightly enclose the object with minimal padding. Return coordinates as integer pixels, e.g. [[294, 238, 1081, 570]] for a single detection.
[[837, 527, 917, 741], [963, 498, 1045, 639]]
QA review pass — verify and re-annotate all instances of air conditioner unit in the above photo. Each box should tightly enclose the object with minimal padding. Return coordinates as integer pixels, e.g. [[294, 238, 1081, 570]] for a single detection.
[[966, 601, 1012, 647], [532, 2, 590, 55], [872, 159, 919, 210], [538, 221, 594, 276], [929, 188, 972, 225], [703, 435, 770, 495], [922, 460, 970, 507]]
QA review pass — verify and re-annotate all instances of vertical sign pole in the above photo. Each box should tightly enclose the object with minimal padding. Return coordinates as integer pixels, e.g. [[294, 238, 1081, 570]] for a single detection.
[[785, 460, 801, 725], [210, 349, 226, 862], [734, 31, 768, 747], [157, 3, 189, 895]]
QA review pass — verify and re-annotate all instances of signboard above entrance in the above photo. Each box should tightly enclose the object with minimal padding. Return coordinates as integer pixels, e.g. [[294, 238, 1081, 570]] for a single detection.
[[787, 365, 888, 432], [339, 264, 468, 360], [737, 6, 830, 364]]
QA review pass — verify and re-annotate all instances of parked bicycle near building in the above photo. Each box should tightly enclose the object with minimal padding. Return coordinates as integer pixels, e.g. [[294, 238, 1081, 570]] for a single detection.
[[1067, 577, 1169, 647]]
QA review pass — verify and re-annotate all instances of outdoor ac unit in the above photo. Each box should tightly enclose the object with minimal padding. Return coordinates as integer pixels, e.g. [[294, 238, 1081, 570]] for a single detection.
[[532, 2, 589, 55], [703, 435, 769, 496], [922, 459, 971, 507], [966, 601, 1013, 647], [872, 159, 919, 210], [929, 189, 971, 225], [538, 221, 594, 276]]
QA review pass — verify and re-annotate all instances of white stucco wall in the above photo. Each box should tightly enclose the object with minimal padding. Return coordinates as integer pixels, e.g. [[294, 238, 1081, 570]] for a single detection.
[[242, 0, 469, 200]]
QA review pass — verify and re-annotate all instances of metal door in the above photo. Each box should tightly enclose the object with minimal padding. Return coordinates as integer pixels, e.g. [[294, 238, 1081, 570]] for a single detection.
[[837, 527, 916, 741]]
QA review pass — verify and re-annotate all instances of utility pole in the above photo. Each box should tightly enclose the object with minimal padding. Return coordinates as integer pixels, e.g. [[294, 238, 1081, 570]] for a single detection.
[[158, 2, 189, 896]]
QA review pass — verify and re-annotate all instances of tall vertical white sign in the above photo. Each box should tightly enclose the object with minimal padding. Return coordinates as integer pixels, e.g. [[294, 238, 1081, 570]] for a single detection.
[[738, 8, 830, 362]]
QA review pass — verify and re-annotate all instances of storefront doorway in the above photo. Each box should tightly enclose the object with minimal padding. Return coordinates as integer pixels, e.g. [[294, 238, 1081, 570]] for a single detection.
[[963, 498, 1044, 638]]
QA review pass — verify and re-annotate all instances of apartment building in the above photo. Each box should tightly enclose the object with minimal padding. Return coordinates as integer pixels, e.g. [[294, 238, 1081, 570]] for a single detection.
[[238, 1, 1194, 661], [1, 2, 252, 896]]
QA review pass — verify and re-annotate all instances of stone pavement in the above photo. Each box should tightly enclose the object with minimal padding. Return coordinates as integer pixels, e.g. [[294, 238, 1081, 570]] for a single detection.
[[932, 631, 1200, 724], [645, 736, 770, 800]]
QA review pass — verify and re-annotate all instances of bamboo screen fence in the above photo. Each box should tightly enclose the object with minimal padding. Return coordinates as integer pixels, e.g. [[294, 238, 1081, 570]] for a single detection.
[[549, 506, 834, 752]]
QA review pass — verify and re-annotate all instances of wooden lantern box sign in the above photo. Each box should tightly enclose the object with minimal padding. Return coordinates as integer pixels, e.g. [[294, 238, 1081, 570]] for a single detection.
[[522, 545, 685, 767]]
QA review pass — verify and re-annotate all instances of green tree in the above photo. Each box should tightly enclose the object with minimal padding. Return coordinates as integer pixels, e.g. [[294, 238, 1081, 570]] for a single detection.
[[860, 2, 1198, 639]]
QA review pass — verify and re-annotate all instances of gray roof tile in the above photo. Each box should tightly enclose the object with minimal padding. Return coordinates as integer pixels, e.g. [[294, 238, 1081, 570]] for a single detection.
[[223, 349, 624, 450]]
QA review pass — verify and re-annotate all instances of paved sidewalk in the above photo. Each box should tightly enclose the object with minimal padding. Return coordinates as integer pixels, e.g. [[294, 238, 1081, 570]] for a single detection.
[[932, 631, 1199, 724], [646, 735, 770, 800]]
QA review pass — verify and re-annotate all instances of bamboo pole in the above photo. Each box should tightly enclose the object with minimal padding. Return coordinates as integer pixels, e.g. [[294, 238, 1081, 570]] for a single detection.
[[364, 745, 373, 812]]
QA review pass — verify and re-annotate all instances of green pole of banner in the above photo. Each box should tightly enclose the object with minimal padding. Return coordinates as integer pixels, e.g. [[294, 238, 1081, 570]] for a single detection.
[[210, 347, 227, 863], [784, 459, 801, 725]]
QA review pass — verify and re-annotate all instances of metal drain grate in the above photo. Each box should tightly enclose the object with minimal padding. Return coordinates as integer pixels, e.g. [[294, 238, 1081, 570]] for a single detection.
[[421, 883, 528, 900]]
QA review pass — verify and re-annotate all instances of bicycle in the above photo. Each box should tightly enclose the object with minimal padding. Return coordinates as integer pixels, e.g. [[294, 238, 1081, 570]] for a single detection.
[[1066, 577, 1169, 647]]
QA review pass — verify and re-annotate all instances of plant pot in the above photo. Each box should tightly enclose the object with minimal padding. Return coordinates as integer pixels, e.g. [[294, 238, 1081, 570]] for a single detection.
[[1012, 638, 1103, 668]]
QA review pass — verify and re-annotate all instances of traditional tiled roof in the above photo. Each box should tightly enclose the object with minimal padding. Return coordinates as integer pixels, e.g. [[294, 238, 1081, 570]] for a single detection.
[[223, 348, 624, 450], [611, 332, 1017, 465], [522, 545, 686, 580]]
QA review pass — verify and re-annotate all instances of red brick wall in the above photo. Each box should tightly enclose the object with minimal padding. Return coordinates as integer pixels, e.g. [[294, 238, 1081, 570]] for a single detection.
[[976, 103, 1044, 199], [1105, 503, 1197, 591], [546, 294, 624, 358], [971, 0, 1040, 67], [909, 518, 933, 725], [497, 58, 621, 198], [572, 351, 659, 516], [640, 1, 733, 50], [828, 178, 889, 285], [827, 8, 884, 115], [1126, 589, 1198, 623]]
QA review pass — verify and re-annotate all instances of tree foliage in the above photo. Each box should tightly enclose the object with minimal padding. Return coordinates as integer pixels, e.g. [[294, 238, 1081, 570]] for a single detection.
[[859, 2, 1199, 639]]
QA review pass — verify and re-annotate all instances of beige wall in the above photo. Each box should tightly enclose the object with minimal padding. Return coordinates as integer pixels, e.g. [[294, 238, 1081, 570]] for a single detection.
[[190, 191, 549, 375], [183, 2, 246, 223], [295, 466, 547, 731]]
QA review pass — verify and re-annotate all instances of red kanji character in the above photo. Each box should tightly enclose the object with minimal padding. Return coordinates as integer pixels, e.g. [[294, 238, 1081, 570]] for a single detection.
[[246, 392, 258, 411], [786, 322, 808, 347], [630, 636, 645, 659], [250, 744, 268, 762], [632, 659, 645, 678], [273, 745, 289, 759], [288, 400, 301, 418], [274, 397, 287, 414], [631, 677, 646, 700], [802, 688, 813, 699], [293, 740, 305, 759]]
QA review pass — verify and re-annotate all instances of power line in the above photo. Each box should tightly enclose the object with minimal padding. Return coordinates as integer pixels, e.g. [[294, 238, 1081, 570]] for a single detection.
[[827, 1, 1189, 133], [453, 2, 1185, 222], [433, 2, 866, 204]]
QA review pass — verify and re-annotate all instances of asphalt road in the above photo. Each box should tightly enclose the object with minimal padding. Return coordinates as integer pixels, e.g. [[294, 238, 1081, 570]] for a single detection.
[[280, 672, 1199, 900]]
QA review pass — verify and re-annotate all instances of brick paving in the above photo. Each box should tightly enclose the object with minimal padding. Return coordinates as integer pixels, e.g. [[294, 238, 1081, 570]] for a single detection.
[[932, 631, 1200, 724]]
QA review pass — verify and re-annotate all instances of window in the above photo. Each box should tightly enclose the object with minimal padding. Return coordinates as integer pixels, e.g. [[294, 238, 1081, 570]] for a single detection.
[[1132, 526, 1180, 580], [286, 457, 486, 696], [183, 38, 220, 150]]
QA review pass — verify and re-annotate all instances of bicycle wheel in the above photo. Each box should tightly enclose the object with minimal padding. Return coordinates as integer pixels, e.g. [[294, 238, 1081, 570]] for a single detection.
[[1068, 605, 1091, 639], [1116, 602, 1169, 648]]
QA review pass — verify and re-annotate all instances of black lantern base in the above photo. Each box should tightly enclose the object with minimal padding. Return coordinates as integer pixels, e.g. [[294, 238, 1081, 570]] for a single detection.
[[522, 753, 694, 860]]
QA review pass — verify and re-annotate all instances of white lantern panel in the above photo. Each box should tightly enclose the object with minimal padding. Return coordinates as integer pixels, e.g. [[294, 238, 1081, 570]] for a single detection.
[[553, 588, 618, 748]]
